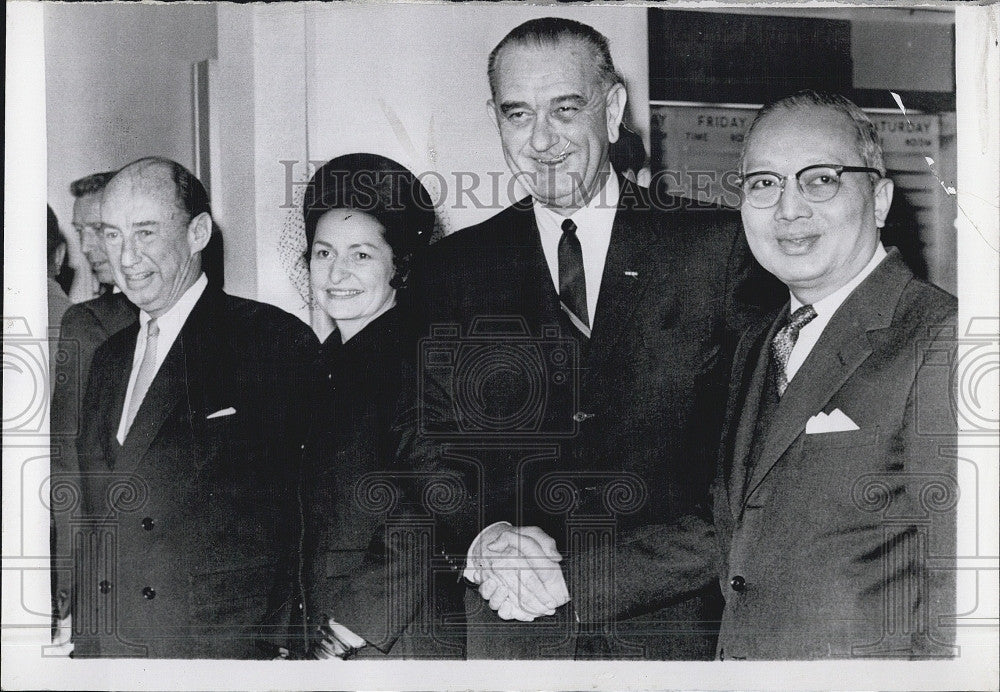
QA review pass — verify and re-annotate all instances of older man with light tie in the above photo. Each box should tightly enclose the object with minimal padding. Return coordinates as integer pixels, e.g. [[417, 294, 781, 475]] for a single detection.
[[71, 157, 314, 658]]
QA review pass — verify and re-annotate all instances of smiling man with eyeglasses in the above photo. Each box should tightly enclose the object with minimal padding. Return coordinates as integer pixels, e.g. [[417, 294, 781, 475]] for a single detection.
[[712, 90, 957, 659]]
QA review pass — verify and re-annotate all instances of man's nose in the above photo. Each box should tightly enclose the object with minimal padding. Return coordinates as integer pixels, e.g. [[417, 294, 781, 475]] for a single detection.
[[773, 179, 813, 222], [119, 236, 141, 267], [530, 115, 559, 153], [81, 229, 100, 253]]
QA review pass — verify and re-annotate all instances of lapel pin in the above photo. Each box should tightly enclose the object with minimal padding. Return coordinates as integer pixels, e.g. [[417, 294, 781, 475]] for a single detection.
[[624, 271, 638, 278]]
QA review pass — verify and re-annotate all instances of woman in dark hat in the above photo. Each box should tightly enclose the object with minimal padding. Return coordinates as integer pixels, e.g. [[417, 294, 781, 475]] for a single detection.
[[297, 153, 444, 659]]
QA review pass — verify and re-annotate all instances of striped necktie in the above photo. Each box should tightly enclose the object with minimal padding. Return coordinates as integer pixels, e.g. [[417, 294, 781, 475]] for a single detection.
[[770, 304, 817, 396]]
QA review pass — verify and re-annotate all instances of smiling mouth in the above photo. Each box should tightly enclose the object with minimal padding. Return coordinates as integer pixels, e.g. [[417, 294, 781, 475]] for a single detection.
[[124, 271, 154, 284], [776, 235, 820, 254], [324, 288, 363, 298], [535, 152, 570, 166]]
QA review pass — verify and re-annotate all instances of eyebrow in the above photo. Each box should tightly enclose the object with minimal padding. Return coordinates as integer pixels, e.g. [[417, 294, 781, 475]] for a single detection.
[[498, 94, 588, 115], [498, 100, 531, 114], [552, 94, 587, 107], [311, 241, 381, 251]]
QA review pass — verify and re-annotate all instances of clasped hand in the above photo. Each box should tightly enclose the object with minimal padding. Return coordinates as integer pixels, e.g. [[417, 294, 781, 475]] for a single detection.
[[465, 524, 570, 621]]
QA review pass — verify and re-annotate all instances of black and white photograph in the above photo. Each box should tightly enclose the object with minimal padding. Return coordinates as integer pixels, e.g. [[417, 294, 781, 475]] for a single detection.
[[3, 2, 998, 690]]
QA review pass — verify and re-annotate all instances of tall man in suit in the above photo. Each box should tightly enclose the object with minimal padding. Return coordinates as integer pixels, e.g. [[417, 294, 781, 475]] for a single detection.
[[713, 91, 957, 659], [71, 157, 314, 658], [325, 17, 780, 660]]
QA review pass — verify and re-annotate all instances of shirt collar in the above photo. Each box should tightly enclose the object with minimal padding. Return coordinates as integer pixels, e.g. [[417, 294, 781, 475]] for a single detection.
[[138, 273, 208, 329], [790, 243, 888, 317], [532, 165, 620, 228]]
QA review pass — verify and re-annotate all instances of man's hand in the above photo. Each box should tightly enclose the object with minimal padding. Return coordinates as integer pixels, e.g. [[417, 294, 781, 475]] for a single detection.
[[466, 524, 570, 621]]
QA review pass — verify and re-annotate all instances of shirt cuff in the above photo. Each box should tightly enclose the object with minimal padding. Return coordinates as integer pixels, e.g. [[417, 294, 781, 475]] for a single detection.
[[462, 521, 512, 584]]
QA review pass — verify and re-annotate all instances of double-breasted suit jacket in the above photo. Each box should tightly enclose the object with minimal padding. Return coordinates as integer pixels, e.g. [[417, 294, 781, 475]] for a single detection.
[[72, 285, 314, 658], [51, 291, 138, 621], [713, 250, 957, 659], [332, 180, 783, 659]]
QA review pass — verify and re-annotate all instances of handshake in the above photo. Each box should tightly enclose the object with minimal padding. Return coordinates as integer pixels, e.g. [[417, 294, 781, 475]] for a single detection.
[[463, 522, 571, 621]]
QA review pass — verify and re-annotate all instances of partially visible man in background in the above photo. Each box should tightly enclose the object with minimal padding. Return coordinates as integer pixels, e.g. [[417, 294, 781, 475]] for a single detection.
[[65, 171, 119, 302]]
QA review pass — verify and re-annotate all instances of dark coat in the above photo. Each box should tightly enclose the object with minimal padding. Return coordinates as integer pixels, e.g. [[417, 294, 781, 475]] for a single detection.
[[71, 285, 314, 658], [713, 250, 957, 659], [300, 307, 465, 658], [51, 291, 138, 621], [334, 180, 783, 659]]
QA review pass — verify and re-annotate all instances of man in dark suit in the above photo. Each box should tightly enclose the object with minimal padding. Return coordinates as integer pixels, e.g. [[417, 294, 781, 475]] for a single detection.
[[70, 157, 314, 658], [713, 91, 957, 659], [324, 18, 780, 660], [50, 172, 138, 640]]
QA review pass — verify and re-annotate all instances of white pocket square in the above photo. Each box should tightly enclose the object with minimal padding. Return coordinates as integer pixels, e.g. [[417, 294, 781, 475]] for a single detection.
[[206, 407, 236, 419], [806, 408, 860, 434]]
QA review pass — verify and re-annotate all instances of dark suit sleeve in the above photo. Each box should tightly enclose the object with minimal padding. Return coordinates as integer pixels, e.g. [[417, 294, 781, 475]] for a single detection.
[[258, 315, 317, 656], [50, 303, 107, 622], [572, 216, 781, 625], [900, 303, 957, 655]]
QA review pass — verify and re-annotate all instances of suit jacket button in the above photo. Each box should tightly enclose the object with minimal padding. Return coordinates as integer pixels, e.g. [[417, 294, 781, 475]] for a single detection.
[[141, 517, 155, 530], [142, 586, 156, 600], [98, 580, 112, 594], [730, 575, 746, 592]]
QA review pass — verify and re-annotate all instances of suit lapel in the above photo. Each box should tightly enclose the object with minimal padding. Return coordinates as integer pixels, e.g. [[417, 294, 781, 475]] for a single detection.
[[725, 311, 783, 518], [115, 288, 221, 471], [116, 333, 188, 471], [509, 201, 562, 327], [98, 324, 139, 468], [743, 251, 913, 500], [585, 183, 666, 383]]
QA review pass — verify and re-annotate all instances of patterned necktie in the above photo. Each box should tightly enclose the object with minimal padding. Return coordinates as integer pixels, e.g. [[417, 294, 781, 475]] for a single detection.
[[558, 218, 589, 335], [771, 304, 817, 396], [123, 318, 160, 436]]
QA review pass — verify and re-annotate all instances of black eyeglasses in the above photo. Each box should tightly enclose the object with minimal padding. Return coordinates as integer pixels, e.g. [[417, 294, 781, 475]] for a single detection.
[[739, 164, 883, 208]]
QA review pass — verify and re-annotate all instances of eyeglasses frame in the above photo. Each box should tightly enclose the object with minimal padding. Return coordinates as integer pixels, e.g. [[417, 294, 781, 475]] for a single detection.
[[738, 164, 884, 208]]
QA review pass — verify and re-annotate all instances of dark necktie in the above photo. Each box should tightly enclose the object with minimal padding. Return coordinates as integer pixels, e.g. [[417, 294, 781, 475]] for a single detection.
[[770, 304, 817, 396], [559, 218, 589, 335]]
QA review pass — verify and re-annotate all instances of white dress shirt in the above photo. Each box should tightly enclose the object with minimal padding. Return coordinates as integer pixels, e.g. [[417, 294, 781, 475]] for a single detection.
[[784, 243, 888, 383], [116, 274, 208, 443], [532, 168, 620, 327]]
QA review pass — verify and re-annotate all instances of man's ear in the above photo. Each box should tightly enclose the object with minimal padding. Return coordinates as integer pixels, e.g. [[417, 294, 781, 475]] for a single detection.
[[187, 212, 212, 254], [487, 99, 502, 134], [605, 83, 627, 143], [873, 177, 894, 228]]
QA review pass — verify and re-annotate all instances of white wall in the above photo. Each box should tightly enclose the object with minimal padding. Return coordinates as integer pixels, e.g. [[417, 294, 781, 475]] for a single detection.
[[44, 3, 217, 228]]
